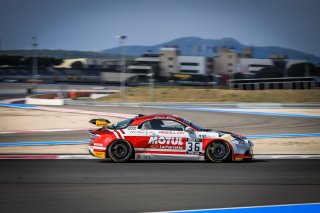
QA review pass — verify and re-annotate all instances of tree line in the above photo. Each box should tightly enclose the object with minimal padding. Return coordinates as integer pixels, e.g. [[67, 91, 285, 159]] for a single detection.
[[0, 55, 63, 67], [234, 62, 320, 79]]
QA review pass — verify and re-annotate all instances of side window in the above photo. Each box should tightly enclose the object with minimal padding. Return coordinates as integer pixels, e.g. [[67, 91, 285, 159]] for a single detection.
[[139, 120, 152, 130], [161, 120, 186, 131], [139, 119, 186, 131]]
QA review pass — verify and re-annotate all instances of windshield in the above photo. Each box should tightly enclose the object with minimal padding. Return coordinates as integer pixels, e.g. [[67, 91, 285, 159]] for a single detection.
[[109, 118, 134, 129], [180, 118, 205, 131]]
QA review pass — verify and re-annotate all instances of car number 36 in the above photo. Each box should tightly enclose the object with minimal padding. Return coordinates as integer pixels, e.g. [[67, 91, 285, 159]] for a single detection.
[[186, 142, 202, 154]]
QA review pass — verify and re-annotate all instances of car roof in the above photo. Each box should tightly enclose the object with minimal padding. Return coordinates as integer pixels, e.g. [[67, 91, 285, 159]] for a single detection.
[[131, 113, 182, 126]]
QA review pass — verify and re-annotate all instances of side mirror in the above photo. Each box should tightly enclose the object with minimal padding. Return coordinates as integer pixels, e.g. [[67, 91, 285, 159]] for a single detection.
[[185, 127, 195, 134]]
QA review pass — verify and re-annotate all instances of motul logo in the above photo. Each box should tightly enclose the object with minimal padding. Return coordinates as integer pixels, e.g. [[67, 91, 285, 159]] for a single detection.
[[148, 136, 183, 145]]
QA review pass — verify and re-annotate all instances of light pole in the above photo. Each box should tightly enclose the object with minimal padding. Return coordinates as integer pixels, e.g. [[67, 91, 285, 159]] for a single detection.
[[149, 66, 155, 102], [32, 37, 38, 90], [116, 35, 127, 103]]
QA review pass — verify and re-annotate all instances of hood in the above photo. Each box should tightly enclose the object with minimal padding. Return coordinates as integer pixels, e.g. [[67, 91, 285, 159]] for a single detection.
[[219, 130, 247, 140]]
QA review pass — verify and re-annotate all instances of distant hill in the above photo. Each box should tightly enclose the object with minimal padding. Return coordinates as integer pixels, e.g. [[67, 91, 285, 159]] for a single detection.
[[0, 49, 121, 59], [103, 36, 320, 65], [2, 37, 319, 65]]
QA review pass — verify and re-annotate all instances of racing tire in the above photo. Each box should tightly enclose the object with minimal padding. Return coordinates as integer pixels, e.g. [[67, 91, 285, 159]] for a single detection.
[[205, 141, 231, 163], [107, 140, 133, 163]]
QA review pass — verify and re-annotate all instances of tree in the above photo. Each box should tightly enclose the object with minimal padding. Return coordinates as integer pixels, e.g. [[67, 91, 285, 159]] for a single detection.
[[0, 55, 23, 66], [0, 55, 63, 67], [38, 57, 63, 67], [287, 62, 318, 77], [71, 61, 84, 69], [254, 66, 283, 78]]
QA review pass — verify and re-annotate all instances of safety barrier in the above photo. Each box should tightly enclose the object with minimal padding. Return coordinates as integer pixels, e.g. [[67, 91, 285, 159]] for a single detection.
[[25, 93, 64, 106]]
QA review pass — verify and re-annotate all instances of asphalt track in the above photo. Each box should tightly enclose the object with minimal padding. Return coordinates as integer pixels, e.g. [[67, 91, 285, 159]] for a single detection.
[[0, 159, 319, 213], [58, 105, 320, 135], [1, 104, 319, 143], [1, 98, 320, 212]]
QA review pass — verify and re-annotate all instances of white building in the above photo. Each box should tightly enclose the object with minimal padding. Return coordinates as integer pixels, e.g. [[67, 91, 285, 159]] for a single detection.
[[238, 58, 307, 75], [127, 55, 159, 73], [213, 48, 239, 75], [128, 52, 210, 76], [178, 56, 207, 75], [159, 48, 179, 77], [238, 58, 273, 74]]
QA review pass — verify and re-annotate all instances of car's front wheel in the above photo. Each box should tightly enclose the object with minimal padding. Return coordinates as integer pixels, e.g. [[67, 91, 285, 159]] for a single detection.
[[206, 141, 231, 162], [108, 140, 133, 162]]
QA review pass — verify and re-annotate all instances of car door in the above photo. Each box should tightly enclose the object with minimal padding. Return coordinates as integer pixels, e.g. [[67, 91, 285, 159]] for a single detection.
[[144, 119, 191, 160]]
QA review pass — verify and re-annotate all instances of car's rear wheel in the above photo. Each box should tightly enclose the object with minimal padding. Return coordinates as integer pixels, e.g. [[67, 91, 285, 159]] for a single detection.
[[206, 141, 231, 162], [108, 140, 133, 162]]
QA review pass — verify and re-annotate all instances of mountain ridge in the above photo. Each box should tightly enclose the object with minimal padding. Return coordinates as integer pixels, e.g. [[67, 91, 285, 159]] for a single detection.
[[1, 37, 319, 64], [103, 37, 320, 64]]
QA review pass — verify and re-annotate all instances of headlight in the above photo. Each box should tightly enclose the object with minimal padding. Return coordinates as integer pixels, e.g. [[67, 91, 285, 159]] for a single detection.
[[233, 137, 248, 146], [238, 139, 246, 145]]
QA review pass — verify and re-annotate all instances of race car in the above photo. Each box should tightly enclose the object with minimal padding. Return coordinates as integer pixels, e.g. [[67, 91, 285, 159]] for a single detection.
[[88, 114, 254, 162]]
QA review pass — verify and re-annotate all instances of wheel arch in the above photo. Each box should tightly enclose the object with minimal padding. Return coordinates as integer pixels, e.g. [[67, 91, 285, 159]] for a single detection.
[[204, 139, 234, 161], [106, 139, 135, 160]]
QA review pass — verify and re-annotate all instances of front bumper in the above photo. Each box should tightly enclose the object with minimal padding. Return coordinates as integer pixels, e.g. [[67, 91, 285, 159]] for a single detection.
[[234, 148, 254, 161]]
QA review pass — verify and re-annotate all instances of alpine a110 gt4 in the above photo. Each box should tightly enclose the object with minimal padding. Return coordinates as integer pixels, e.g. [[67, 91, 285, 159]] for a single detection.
[[88, 114, 253, 162]]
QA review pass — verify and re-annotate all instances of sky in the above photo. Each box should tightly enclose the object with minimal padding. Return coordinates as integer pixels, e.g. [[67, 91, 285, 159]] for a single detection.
[[0, 0, 319, 56]]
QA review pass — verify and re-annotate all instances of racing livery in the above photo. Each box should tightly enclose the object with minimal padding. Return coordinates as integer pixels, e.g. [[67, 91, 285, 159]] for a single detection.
[[88, 114, 254, 162]]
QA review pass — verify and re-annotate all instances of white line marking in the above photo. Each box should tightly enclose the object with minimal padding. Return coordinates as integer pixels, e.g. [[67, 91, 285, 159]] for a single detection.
[[254, 155, 320, 159]]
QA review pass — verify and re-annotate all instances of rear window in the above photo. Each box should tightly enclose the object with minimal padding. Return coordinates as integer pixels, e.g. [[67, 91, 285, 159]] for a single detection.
[[109, 118, 134, 129]]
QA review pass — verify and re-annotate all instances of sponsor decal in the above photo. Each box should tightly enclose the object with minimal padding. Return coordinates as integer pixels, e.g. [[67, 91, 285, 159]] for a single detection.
[[198, 134, 207, 138], [148, 136, 184, 150], [186, 141, 202, 154], [187, 138, 203, 142], [127, 126, 137, 130], [128, 130, 145, 134], [136, 154, 151, 160], [142, 155, 151, 159], [158, 130, 185, 134], [159, 145, 183, 150], [149, 136, 183, 145]]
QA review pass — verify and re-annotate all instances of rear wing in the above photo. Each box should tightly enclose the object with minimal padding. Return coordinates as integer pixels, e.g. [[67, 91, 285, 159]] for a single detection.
[[89, 118, 111, 127]]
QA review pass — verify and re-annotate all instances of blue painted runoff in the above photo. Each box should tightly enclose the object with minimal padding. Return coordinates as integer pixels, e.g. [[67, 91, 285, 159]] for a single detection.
[[168, 203, 320, 213], [0, 103, 37, 109], [246, 133, 320, 139]]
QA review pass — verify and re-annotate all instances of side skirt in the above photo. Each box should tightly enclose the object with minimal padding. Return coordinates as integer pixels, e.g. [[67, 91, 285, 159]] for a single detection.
[[134, 153, 205, 161]]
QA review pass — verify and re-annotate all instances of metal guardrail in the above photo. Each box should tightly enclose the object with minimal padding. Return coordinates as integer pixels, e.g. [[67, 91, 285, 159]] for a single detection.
[[232, 81, 315, 90], [229, 77, 316, 90]]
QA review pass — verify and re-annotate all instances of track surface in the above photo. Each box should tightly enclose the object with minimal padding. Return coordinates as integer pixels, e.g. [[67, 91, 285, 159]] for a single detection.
[[60, 105, 320, 135], [1, 100, 319, 212], [0, 159, 319, 213], [1, 105, 319, 143]]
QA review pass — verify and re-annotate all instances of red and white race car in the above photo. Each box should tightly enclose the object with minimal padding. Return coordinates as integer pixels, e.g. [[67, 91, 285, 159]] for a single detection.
[[88, 114, 254, 162]]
